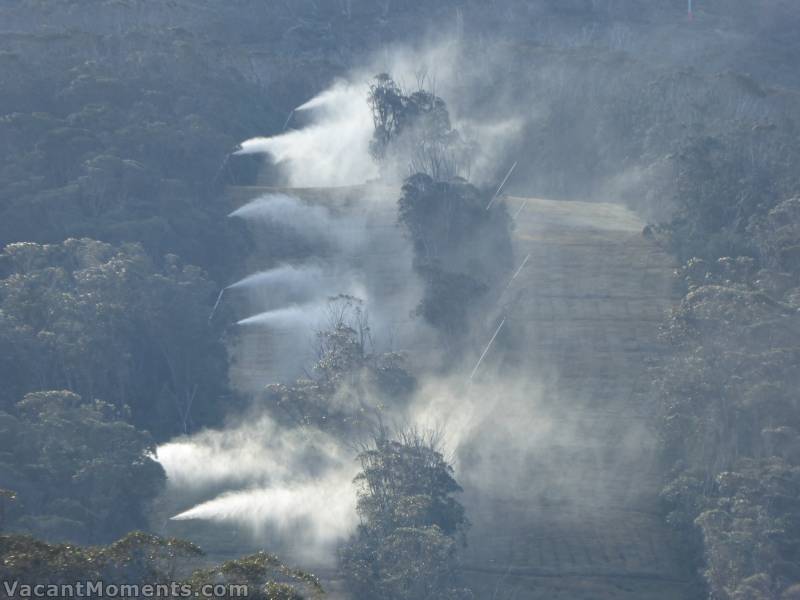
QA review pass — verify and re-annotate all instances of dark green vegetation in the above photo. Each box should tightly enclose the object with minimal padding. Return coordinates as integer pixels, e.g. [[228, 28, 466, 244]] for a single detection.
[[0, 0, 334, 586], [0, 6, 291, 553], [0, 390, 163, 543], [656, 200, 800, 598], [0, 532, 322, 599], [340, 432, 472, 600], [642, 41, 800, 599], [367, 72, 513, 349], [0, 27, 278, 277], [0, 239, 231, 439]]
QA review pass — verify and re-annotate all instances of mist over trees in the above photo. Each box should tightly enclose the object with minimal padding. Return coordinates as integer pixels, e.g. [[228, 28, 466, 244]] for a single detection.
[[1, 0, 800, 598], [262, 295, 416, 434], [643, 60, 800, 600], [366, 72, 514, 347], [367, 74, 472, 181], [398, 173, 512, 346]]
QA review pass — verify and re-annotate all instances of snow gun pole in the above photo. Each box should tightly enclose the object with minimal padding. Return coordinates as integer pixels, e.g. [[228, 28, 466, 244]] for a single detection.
[[504, 254, 531, 292], [469, 318, 506, 382], [283, 109, 295, 131], [486, 161, 518, 210], [208, 288, 225, 323], [513, 199, 528, 220]]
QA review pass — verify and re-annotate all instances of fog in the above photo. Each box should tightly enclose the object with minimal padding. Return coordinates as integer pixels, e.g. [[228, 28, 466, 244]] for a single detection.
[[236, 39, 529, 189], [236, 83, 377, 187], [155, 23, 701, 575], [157, 414, 358, 565], [225, 186, 427, 388], [4, 2, 800, 598]]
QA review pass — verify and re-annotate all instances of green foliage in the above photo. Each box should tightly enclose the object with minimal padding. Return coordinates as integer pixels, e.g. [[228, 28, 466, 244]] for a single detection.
[[664, 128, 800, 262], [340, 431, 472, 600], [413, 263, 488, 342], [0, 26, 283, 275], [0, 238, 234, 439], [649, 66, 800, 596], [657, 251, 800, 598], [0, 390, 165, 543], [1, 534, 107, 588], [399, 174, 511, 270], [189, 551, 324, 600], [352, 432, 467, 537], [0, 532, 320, 599], [694, 460, 800, 600], [3, 3, 800, 597]]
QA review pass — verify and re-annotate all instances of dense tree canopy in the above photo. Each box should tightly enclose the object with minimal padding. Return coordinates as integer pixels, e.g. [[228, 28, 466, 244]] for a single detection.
[[0, 238, 234, 439], [0, 390, 164, 543], [0, 532, 321, 600], [657, 245, 800, 597], [0, 30, 282, 277], [340, 431, 472, 600]]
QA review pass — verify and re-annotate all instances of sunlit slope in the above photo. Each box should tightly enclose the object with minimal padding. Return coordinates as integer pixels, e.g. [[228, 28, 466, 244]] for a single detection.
[[460, 196, 688, 599]]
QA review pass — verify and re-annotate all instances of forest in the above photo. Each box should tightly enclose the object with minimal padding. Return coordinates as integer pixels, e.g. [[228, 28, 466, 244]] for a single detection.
[[1, 1, 800, 599]]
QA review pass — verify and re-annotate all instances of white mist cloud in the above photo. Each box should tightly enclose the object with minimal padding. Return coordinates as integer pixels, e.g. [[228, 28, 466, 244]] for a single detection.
[[226, 186, 425, 387], [157, 39, 528, 568], [236, 82, 378, 187], [171, 476, 358, 564], [157, 416, 358, 565], [235, 38, 521, 189], [157, 416, 352, 490], [229, 264, 325, 292], [460, 117, 526, 184], [236, 303, 326, 328], [409, 373, 553, 483], [229, 193, 370, 254], [228, 265, 326, 310]]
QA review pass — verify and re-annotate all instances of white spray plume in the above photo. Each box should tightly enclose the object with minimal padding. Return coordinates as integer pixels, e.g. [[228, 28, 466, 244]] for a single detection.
[[228, 264, 325, 292], [225, 185, 424, 388], [170, 476, 358, 564], [229, 193, 369, 254], [157, 416, 358, 565], [235, 39, 521, 189], [158, 39, 531, 567], [228, 265, 327, 311], [236, 303, 327, 328], [236, 82, 377, 187]]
